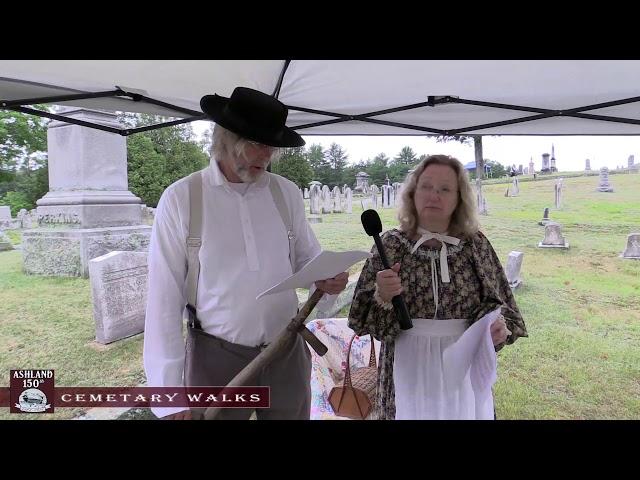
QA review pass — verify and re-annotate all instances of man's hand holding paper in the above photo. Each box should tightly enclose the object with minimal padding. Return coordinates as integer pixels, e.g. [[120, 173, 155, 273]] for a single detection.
[[256, 250, 372, 299]]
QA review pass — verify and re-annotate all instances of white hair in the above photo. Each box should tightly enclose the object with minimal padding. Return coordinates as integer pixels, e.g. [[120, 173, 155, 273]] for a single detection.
[[209, 124, 282, 164]]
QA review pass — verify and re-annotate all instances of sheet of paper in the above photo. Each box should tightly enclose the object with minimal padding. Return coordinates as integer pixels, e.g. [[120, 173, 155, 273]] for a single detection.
[[256, 250, 371, 299], [442, 307, 502, 386]]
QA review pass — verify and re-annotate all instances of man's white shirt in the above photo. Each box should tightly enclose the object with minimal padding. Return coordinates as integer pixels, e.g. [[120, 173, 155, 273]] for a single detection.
[[143, 160, 334, 417]]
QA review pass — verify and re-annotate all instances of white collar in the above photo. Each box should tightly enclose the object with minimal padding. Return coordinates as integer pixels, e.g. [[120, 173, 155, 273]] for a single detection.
[[411, 227, 460, 283]]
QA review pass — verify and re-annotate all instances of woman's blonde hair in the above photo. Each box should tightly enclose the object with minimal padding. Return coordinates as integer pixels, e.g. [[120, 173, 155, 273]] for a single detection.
[[397, 154, 479, 238]]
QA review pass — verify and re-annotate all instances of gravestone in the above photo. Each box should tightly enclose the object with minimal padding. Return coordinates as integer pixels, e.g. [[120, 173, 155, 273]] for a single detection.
[[620, 233, 640, 260], [360, 198, 372, 210], [554, 178, 563, 208], [88, 250, 148, 344], [382, 185, 393, 208], [585, 158, 591, 171], [22, 108, 151, 277], [628, 155, 635, 169], [303, 188, 309, 199], [332, 186, 342, 213], [309, 184, 321, 214], [597, 167, 614, 192], [538, 222, 569, 249], [344, 187, 353, 214], [538, 207, 551, 226], [0, 205, 13, 226], [140, 205, 155, 225], [510, 177, 519, 197], [0, 230, 14, 251], [518, 164, 523, 175], [321, 185, 332, 213], [393, 182, 403, 205], [17, 209, 34, 229], [529, 158, 535, 175], [505, 251, 524, 289], [370, 184, 379, 209]]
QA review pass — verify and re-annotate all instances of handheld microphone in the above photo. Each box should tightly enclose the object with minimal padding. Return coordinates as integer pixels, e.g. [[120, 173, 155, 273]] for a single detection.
[[360, 209, 413, 330]]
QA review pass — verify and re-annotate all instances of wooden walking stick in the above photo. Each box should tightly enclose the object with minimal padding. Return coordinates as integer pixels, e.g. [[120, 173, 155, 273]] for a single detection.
[[202, 289, 327, 420]]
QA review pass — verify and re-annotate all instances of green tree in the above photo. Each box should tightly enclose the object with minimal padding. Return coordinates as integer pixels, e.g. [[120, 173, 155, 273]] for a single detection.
[[127, 135, 170, 207], [367, 153, 390, 186], [0, 190, 31, 216], [342, 159, 369, 189], [0, 107, 50, 210], [388, 163, 412, 183], [124, 114, 209, 207], [14, 162, 49, 208], [485, 159, 506, 178], [392, 146, 418, 166], [0, 107, 49, 173], [271, 147, 313, 188], [324, 142, 349, 187], [306, 143, 331, 184]]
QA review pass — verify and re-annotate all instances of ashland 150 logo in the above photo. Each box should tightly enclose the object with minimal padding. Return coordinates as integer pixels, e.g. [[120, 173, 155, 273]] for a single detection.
[[10, 370, 55, 413]]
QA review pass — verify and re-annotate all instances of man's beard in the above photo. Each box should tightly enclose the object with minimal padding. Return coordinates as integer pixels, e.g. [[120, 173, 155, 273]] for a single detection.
[[234, 163, 265, 183]]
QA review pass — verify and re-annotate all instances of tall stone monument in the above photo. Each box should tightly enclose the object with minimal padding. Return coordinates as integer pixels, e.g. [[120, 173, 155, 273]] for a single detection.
[[22, 108, 151, 277], [541, 153, 550, 172], [355, 172, 370, 194], [597, 167, 614, 192]]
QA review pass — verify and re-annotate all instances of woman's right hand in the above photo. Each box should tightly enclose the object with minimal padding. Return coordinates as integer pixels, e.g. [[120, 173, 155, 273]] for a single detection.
[[375, 262, 403, 302]]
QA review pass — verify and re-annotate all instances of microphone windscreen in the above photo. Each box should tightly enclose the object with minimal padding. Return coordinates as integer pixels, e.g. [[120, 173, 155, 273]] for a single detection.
[[361, 209, 383, 236]]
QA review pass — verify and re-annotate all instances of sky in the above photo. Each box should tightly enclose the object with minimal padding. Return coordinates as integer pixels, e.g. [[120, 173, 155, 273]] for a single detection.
[[191, 121, 640, 172]]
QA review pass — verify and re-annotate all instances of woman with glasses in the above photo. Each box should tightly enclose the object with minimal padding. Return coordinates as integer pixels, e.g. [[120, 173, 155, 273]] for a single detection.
[[348, 154, 527, 420]]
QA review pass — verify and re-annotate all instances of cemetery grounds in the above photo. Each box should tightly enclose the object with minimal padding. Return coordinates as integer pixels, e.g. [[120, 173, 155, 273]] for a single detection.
[[0, 173, 638, 420]]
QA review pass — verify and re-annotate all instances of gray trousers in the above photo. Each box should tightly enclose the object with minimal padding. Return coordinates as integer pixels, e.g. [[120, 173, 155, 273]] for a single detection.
[[185, 327, 312, 420]]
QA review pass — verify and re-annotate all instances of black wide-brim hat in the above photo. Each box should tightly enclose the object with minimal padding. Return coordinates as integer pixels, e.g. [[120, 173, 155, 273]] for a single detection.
[[200, 87, 305, 148]]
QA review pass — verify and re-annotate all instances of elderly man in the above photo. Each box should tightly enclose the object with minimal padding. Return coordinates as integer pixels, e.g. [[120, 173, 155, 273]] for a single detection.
[[144, 87, 348, 420]]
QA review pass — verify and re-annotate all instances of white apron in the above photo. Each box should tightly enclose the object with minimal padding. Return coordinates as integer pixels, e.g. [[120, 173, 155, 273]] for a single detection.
[[393, 308, 501, 420]]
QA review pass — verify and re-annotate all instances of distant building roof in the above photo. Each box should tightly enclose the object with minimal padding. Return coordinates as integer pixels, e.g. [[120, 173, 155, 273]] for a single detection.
[[463, 161, 492, 171]]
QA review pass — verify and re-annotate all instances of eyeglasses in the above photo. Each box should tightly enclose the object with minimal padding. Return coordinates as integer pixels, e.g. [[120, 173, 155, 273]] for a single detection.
[[417, 183, 458, 196], [247, 139, 278, 151]]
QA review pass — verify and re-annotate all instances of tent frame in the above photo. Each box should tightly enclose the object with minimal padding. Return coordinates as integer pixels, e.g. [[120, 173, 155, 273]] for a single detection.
[[3, 59, 640, 136]]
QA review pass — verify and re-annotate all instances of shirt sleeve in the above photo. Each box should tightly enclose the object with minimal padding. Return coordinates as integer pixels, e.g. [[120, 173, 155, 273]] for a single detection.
[[143, 185, 190, 418], [470, 231, 528, 351]]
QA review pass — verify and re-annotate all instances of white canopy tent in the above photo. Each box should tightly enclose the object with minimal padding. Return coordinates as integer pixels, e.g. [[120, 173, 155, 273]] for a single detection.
[[1, 60, 640, 136]]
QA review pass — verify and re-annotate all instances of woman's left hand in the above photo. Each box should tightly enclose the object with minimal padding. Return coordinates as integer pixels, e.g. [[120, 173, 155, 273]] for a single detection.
[[490, 315, 512, 346]]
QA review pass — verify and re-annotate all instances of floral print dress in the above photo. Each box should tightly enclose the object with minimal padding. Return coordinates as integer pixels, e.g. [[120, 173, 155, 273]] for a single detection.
[[348, 228, 527, 420]]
